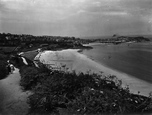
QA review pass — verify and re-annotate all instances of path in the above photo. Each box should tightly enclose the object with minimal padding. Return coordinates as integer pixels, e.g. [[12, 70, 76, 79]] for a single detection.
[[0, 68, 30, 115]]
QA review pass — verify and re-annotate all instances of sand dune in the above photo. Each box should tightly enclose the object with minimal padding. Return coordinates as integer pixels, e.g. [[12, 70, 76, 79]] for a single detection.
[[35, 49, 152, 96]]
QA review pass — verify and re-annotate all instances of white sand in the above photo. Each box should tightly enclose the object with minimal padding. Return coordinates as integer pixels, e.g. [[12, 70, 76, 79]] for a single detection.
[[35, 49, 152, 96]]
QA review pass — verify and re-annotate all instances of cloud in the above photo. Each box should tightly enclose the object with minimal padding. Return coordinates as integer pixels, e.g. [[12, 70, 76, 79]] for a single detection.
[[103, 11, 128, 16], [121, 0, 152, 9], [0, 0, 29, 11], [75, 0, 128, 17], [119, 0, 152, 16], [0, 0, 152, 36], [0, 0, 73, 22]]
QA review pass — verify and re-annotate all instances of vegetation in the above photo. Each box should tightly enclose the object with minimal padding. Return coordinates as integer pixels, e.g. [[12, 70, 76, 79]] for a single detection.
[[0, 53, 9, 80], [18, 64, 152, 115], [0, 33, 91, 52]]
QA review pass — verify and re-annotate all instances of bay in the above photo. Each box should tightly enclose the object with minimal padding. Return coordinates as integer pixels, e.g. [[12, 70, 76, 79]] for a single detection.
[[82, 42, 152, 84]]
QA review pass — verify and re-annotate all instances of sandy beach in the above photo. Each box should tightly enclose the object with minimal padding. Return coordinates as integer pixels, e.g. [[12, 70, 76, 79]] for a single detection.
[[35, 49, 152, 96]]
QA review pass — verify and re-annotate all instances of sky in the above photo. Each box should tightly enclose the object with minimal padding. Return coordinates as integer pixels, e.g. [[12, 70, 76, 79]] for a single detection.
[[0, 0, 152, 37]]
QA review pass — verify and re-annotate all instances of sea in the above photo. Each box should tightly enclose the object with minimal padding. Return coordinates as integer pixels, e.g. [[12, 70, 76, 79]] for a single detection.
[[82, 42, 152, 84]]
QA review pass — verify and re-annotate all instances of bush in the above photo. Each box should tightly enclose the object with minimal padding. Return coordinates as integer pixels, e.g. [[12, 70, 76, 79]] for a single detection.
[[0, 53, 9, 79], [19, 64, 51, 91], [0, 60, 9, 79], [19, 66, 152, 114], [20, 66, 39, 90]]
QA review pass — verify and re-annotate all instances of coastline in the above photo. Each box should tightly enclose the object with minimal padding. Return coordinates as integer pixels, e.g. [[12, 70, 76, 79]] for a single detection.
[[83, 42, 105, 47], [77, 50, 152, 96], [1, 47, 150, 114], [35, 49, 152, 96]]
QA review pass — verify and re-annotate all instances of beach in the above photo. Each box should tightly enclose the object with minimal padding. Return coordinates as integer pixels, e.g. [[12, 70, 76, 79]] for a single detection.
[[35, 49, 152, 96]]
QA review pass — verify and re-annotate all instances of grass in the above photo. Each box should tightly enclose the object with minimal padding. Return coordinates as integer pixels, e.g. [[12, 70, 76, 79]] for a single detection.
[[17, 64, 152, 115], [0, 46, 17, 54]]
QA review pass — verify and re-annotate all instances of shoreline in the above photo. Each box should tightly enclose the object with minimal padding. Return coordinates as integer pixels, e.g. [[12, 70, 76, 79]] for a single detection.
[[78, 51, 152, 96], [35, 49, 152, 96], [85, 56, 152, 96], [1, 47, 150, 114], [83, 43, 105, 47], [83, 41, 152, 47]]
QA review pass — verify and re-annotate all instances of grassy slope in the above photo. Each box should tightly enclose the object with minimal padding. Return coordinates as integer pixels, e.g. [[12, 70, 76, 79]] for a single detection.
[[18, 64, 152, 115]]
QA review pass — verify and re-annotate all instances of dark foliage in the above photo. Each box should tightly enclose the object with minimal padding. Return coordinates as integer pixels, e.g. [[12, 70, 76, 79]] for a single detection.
[[19, 65, 152, 115], [20, 66, 39, 90], [0, 53, 9, 79], [0, 60, 9, 79], [9, 55, 35, 68]]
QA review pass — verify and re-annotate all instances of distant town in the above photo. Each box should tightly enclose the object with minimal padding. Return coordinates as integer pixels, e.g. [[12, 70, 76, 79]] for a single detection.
[[0, 33, 150, 54], [0, 33, 89, 54]]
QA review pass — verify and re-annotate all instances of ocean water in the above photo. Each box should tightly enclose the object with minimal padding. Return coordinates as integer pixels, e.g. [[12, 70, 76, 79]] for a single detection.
[[82, 42, 152, 84]]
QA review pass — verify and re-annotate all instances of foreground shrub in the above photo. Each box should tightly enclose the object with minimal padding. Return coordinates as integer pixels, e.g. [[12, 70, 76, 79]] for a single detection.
[[0, 53, 9, 79], [20, 66, 39, 90], [0, 60, 9, 79], [19, 66, 152, 114], [19, 64, 51, 90]]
